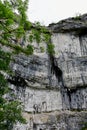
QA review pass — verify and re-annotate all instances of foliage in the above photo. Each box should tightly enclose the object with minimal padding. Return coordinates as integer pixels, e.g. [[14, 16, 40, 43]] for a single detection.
[[0, 49, 11, 71], [81, 122, 87, 130], [72, 13, 82, 21], [0, 49, 26, 130], [28, 22, 51, 44], [0, 0, 29, 129], [28, 22, 55, 55], [47, 43, 55, 55], [0, 74, 8, 96], [40, 46, 45, 53], [0, 0, 55, 129], [26, 44, 33, 55], [0, 0, 54, 55], [0, 0, 34, 55]]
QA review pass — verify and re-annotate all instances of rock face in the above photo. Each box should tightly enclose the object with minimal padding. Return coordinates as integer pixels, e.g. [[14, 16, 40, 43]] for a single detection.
[[48, 13, 87, 33], [7, 14, 87, 130]]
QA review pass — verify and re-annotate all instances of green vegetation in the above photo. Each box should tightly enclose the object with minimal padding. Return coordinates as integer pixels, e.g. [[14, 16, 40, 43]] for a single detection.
[[47, 43, 55, 55], [0, 0, 55, 129], [0, 49, 11, 71], [0, 0, 30, 129], [40, 46, 45, 53], [81, 122, 87, 130], [0, 0, 34, 55], [73, 13, 81, 21], [0, 0, 54, 55], [0, 39, 34, 55], [0, 49, 26, 130]]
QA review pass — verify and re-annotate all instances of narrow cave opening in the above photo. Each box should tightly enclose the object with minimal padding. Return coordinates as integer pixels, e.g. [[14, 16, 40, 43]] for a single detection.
[[49, 55, 72, 105], [50, 55, 63, 85]]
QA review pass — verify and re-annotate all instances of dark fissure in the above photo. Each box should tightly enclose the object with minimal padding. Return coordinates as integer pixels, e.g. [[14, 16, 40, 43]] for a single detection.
[[49, 55, 72, 108], [7, 75, 27, 87], [49, 55, 63, 87], [50, 55, 63, 84]]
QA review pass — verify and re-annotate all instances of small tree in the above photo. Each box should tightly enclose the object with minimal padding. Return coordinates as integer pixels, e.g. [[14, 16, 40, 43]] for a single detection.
[[0, 49, 26, 130], [0, 0, 29, 129], [0, 0, 53, 129], [0, 0, 30, 44]]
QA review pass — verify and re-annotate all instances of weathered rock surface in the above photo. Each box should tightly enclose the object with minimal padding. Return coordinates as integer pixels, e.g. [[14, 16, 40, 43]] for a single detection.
[[13, 111, 87, 130], [48, 13, 87, 34], [5, 14, 87, 130], [51, 33, 87, 89]]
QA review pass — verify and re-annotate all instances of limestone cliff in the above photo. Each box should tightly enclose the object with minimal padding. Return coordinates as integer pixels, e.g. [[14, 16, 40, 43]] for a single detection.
[[3, 14, 87, 130]]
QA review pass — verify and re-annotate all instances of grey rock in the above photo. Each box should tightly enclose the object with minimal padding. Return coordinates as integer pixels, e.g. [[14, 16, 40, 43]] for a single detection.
[[14, 111, 87, 130], [5, 13, 87, 130], [48, 13, 87, 34]]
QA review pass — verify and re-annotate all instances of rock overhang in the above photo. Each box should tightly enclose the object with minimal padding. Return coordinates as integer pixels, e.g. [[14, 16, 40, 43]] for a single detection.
[[48, 13, 87, 35]]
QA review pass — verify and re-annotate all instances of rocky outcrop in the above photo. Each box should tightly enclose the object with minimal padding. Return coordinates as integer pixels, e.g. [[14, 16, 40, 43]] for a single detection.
[[5, 14, 87, 130], [48, 13, 87, 34]]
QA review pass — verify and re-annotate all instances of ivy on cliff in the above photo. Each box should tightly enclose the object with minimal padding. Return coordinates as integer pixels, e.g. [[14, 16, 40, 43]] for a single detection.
[[0, 0, 55, 129], [0, 0, 55, 55], [0, 0, 34, 55], [0, 49, 26, 130], [0, 0, 29, 129]]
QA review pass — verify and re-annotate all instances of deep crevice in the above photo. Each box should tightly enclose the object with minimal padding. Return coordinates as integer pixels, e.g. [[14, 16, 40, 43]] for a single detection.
[[7, 75, 27, 87], [49, 55, 72, 106], [50, 55, 63, 84]]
